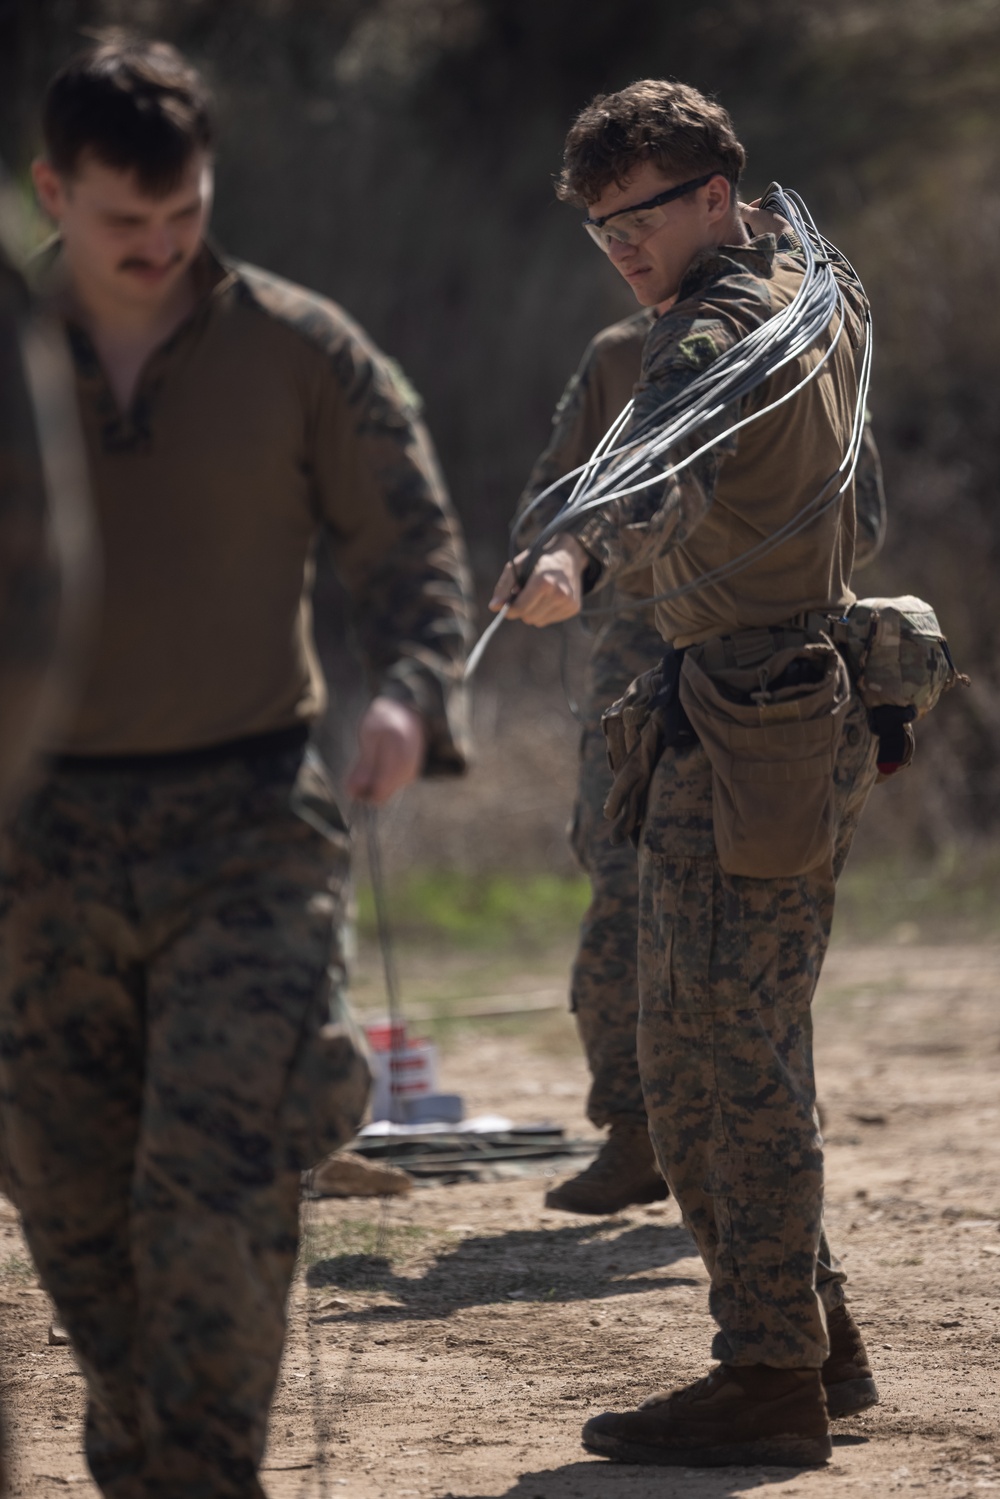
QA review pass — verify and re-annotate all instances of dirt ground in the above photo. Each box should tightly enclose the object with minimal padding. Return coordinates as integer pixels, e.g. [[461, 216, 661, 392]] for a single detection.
[[2, 939, 999, 1498]]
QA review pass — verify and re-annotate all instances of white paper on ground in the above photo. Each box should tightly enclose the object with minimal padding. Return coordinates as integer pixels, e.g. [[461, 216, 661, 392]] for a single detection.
[[358, 1113, 515, 1138]]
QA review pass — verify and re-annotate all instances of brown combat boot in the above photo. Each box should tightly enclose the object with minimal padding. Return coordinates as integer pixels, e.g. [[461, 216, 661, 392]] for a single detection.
[[544, 1122, 668, 1214], [822, 1302, 879, 1417], [582, 1363, 831, 1468]]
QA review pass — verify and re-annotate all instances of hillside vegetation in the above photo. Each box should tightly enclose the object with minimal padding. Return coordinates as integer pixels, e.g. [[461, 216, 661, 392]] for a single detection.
[[3, 0, 998, 858]]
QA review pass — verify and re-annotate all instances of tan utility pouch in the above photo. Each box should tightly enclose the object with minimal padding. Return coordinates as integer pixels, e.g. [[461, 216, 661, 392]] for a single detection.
[[679, 636, 851, 878], [601, 660, 671, 846], [601, 650, 697, 845]]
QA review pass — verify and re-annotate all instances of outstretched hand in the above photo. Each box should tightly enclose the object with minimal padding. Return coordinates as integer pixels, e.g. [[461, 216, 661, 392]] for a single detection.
[[489, 535, 589, 627], [346, 696, 427, 805]]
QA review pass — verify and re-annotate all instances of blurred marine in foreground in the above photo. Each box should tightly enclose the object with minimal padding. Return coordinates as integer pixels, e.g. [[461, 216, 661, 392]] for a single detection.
[[0, 39, 471, 1499], [0, 194, 94, 1491], [520, 308, 885, 1216], [0, 211, 91, 800]]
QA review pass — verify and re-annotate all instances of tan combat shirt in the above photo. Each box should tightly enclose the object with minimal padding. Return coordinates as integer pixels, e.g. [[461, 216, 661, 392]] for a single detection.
[[35, 245, 471, 768], [577, 236, 870, 647]]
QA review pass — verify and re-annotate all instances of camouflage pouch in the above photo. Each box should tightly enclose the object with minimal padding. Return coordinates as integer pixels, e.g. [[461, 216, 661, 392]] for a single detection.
[[277, 977, 371, 1175], [280, 995, 372, 1172], [829, 596, 967, 778], [679, 638, 851, 878], [830, 596, 966, 721]]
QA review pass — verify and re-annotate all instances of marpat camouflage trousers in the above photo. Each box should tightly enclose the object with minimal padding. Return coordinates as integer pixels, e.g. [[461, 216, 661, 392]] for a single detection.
[[0, 738, 370, 1498], [570, 610, 665, 1128], [636, 690, 878, 1367]]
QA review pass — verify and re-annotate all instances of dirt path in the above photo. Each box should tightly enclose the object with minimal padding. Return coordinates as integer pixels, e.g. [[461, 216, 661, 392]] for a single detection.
[[3, 942, 999, 1497]]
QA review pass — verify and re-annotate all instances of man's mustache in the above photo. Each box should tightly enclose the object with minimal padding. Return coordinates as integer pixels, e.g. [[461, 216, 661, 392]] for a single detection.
[[118, 252, 184, 273]]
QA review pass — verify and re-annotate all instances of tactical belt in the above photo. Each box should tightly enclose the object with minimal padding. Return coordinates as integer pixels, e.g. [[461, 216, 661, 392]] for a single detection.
[[692, 612, 841, 674], [663, 611, 847, 750], [681, 612, 914, 774], [50, 722, 310, 776]]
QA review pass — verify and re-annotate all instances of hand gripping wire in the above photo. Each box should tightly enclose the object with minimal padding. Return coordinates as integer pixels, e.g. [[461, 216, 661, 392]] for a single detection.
[[465, 184, 872, 677]]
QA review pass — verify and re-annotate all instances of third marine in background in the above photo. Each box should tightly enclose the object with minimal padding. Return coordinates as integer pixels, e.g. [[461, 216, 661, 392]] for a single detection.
[[517, 291, 886, 1216]]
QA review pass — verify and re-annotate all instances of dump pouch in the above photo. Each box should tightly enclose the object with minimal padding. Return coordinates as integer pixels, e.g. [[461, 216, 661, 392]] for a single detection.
[[679, 636, 851, 878], [827, 595, 967, 779], [829, 596, 966, 721], [601, 647, 694, 846]]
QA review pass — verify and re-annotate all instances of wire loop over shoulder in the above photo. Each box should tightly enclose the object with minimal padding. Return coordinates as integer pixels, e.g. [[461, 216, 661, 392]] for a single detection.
[[467, 186, 871, 678]]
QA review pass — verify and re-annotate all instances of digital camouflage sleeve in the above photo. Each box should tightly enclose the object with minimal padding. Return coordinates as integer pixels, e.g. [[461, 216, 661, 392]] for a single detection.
[[237, 266, 474, 775]]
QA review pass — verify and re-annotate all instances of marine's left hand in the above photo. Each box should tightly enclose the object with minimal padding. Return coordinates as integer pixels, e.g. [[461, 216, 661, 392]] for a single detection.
[[740, 198, 792, 240], [489, 535, 588, 626], [346, 696, 427, 805]]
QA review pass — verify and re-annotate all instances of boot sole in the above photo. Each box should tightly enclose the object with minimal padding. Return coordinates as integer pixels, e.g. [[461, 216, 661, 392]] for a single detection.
[[543, 1180, 669, 1215], [824, 1376, 879, 1419], [582, 1425, 832, 1468]]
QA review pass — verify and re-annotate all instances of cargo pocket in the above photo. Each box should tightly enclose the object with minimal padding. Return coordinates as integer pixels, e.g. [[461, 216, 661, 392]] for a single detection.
[[280, 990, 372, 1172], [281, 748, 371, 1169], [639, 844, 746, 1016], [679, 641, 850, 879]]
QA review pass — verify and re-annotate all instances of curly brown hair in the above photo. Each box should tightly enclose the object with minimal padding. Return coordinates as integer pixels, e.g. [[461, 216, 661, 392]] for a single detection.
[[557, 79, 746, 206]]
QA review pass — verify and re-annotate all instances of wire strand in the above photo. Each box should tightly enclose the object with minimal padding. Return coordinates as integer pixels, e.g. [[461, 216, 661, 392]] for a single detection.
[[363, 805, 405, 1123]]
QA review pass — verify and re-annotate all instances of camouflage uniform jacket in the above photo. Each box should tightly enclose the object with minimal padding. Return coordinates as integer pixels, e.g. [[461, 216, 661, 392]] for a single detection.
[[32, 243, 472, 769]]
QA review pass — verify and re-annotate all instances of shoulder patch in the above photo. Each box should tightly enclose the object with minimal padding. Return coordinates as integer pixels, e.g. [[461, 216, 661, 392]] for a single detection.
[[676, 331, 722, 370]]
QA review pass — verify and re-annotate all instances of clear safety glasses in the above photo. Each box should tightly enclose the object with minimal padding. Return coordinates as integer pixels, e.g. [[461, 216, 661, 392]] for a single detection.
[[582, 171, 720, 252]]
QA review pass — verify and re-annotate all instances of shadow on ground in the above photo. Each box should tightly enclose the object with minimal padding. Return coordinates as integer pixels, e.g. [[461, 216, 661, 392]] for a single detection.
[[306, 1219, 700, 1320], [439, 1455, 837, 1497]]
